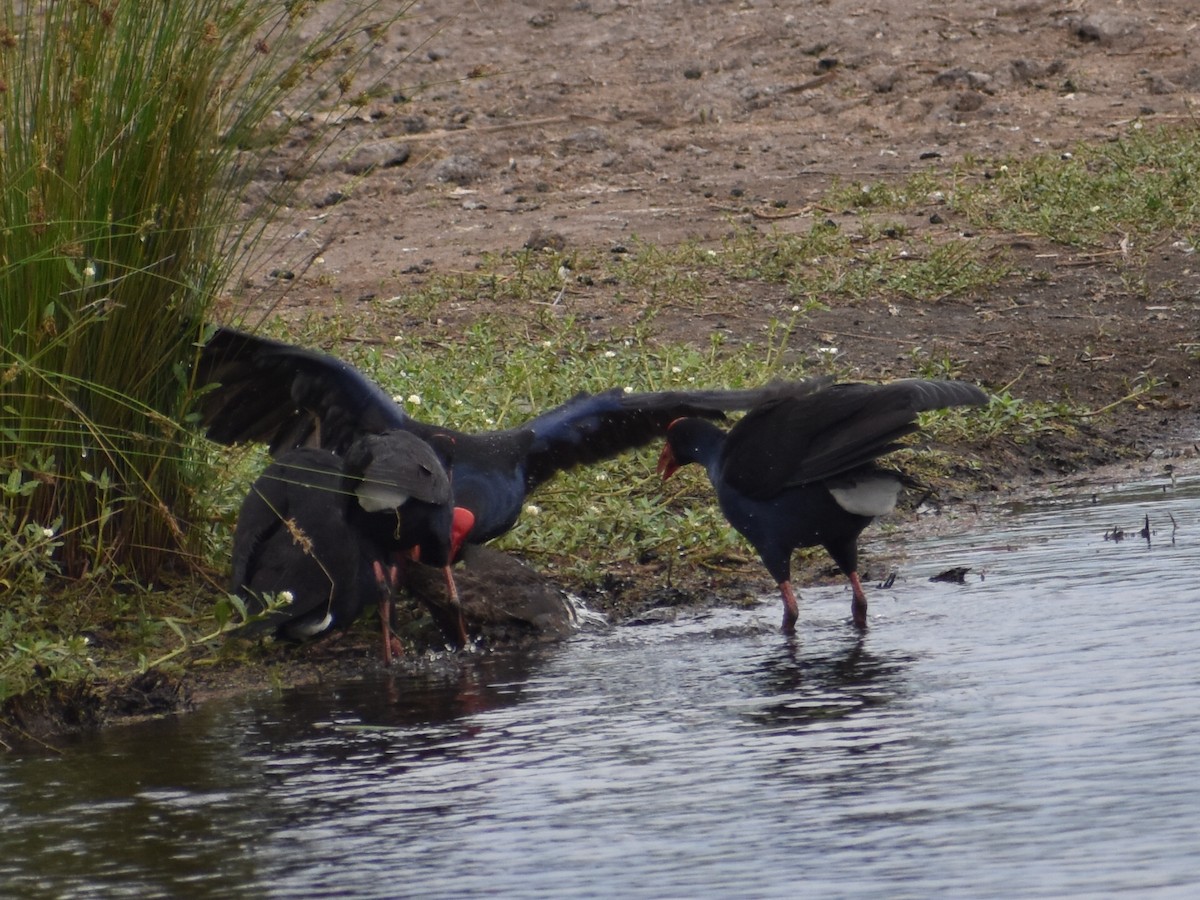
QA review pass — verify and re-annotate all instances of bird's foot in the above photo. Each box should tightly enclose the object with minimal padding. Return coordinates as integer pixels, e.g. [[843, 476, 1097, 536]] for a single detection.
[[386, 634, 405, 664]]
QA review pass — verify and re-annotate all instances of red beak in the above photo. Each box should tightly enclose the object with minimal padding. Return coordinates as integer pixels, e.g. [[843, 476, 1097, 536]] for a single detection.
[[656, 443, 679, 480], [450, 506, 475, 561]]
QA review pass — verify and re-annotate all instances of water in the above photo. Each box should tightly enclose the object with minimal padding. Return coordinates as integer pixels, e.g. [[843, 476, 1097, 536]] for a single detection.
[[4, 474, 1200, 898]]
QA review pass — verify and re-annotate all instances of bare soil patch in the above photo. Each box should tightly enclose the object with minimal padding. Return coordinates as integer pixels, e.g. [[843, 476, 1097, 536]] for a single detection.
[[239, 0, 1195, 445]]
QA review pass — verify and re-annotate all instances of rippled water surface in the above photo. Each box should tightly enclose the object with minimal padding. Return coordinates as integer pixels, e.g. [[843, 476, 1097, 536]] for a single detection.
[[4, 475, 1200, 898]]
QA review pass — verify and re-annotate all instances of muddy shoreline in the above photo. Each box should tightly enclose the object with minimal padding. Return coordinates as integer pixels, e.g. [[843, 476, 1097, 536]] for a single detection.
[[5, 438, 1196, 752]]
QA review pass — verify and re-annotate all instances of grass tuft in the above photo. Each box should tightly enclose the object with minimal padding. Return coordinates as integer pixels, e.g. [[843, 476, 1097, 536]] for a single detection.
[[0, 1, 403, 581]]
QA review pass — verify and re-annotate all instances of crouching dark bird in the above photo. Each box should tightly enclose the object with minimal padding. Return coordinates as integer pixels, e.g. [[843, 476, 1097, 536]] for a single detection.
[[230, 430, 474, 662], [656, 379, 988, 634], [196, 326, 831, 548]]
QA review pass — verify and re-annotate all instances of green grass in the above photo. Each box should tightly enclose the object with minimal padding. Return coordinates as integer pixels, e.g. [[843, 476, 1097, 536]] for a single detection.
[[952, 125, 1200, 248], [823, 122, 1200, 253]]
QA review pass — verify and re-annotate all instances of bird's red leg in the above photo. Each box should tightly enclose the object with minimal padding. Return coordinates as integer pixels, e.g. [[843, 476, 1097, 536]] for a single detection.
[[848, 572, 868, 631], [778, 581, 799, 635], [373, 559, 395, 666], [443, 564, 469, 647], [373, 559, 406, 666]]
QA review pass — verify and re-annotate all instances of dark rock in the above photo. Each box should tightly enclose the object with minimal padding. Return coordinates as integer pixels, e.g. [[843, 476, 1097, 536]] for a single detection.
[[524, 228, 567, 252], [314, 190, 349, 209], [934, 67, 992, 91], [930, 566, 971, 584], [433, 154, 483, 185], [1070, 13, 1144, 48], [952, 91, 985, 113], [866, 64, 901, 93], [405, 545, 578, 644], [342, 143, 411, 176], [563, 127, 610, 153]]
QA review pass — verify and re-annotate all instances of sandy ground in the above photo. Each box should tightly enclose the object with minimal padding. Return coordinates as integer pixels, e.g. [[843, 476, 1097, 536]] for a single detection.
[[227, 0, 1199, 453]]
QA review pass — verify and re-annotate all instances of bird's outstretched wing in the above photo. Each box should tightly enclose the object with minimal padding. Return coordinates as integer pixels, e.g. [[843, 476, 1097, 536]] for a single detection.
[[722, 379, 988, 498], [519, 376, 834, 490], [196, 327, 408, 454]]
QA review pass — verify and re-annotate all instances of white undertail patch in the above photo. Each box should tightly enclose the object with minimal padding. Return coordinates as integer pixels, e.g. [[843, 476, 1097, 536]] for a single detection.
[[285, 611, 333, 639], [828, 473, 903, 517]]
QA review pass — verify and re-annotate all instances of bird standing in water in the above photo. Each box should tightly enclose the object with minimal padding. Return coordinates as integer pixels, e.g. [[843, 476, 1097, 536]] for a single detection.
[[657, 379, 988, 633]]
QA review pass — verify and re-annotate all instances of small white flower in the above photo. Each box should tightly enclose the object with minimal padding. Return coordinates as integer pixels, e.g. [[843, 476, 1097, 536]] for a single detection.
[[42, 527, 55, 538], [392, 394, 405, 404], [707, 249, 717, 257], [623, 386, 633, 394], [525, 504, 541, 516], [791, 304, 801, 312], [1091, 205, 1101, 213], [595, 472, 608, 482], [817, 346, 838, 357], [407, 394, 421, 406], [542, 340, 553, 348], [671, 366, 682, 374], [999, 164, 1008, 173], [83, 264, 96, 279], [279, 590, 294, 603], [393, 335, 403, 343], [605, 350, 617, 358]]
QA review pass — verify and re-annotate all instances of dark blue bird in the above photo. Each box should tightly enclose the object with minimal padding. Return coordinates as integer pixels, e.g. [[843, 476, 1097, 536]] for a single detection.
[[657, 379, 988, 634], [230, 430, 474, 661], [199, 326, 829, 547]]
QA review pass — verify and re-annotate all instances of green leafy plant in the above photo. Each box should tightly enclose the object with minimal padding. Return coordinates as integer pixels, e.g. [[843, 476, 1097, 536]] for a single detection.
[[0, 0, 404, 581]]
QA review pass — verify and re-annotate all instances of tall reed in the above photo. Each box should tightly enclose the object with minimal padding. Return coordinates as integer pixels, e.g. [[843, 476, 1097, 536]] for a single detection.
[[0, 1, 399, 581]]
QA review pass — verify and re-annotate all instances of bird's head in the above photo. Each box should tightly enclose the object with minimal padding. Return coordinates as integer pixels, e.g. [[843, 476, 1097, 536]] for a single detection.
[[657, 417, 724, 480], [656, 417, 691, 480]]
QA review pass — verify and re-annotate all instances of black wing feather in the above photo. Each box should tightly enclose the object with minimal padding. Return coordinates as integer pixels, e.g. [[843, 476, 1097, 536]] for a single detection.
[[723, 379, 987, 498], [197, 327, 408, 454], [521, 377, 834, 489]]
